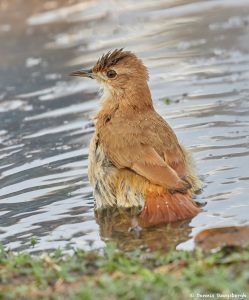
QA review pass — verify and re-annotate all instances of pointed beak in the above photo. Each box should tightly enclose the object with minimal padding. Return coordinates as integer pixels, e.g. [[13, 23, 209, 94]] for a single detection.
[[69, 69, 94, 79]]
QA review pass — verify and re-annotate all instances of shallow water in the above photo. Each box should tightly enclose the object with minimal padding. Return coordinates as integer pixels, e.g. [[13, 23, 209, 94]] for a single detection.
[[0, 0, 249, 252]]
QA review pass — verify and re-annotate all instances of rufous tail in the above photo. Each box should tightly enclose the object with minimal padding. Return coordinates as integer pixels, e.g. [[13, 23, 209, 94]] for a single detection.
[[139, 191, 200, 227]]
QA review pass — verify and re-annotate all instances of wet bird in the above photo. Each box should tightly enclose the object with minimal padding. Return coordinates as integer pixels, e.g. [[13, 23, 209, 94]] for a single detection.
[[71, 49, 202, 227]]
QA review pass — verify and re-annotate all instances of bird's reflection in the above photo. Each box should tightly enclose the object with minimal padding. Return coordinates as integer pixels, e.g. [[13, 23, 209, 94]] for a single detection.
[[95, 207, 193, 251]]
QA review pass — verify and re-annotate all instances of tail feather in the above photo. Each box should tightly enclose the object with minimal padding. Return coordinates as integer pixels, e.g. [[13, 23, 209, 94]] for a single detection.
[[139, 191, 200, 227]]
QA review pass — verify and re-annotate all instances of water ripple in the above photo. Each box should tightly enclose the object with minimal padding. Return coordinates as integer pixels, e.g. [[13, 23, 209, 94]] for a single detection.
[[0, 0, 249, 252]]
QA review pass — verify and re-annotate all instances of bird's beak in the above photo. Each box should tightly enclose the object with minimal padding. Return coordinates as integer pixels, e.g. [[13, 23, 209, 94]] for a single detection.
[[69, 68, 94, 79]]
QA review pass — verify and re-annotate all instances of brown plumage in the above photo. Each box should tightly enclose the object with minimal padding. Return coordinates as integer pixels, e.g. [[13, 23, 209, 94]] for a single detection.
[[71, 49, 203, 227]]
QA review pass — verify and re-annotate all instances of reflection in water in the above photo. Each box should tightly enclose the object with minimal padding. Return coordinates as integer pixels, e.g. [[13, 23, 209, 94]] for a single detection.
[[96, 208, 192, 251], [0, 0, 249, 252]]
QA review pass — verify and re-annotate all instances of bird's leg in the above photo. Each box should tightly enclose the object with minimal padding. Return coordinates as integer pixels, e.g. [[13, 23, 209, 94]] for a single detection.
[[128, 216, 142, 238]]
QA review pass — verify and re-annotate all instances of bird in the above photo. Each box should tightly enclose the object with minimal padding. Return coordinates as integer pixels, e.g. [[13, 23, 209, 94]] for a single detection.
[[71, 49, 203, 227]]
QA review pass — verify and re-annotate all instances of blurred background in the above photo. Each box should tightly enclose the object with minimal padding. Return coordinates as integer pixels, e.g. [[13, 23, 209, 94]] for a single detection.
[[0, 0, 249, 252]]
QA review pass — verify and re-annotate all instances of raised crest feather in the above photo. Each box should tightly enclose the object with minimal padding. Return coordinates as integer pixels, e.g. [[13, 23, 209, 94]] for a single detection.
[[94, 48, 131, 71]]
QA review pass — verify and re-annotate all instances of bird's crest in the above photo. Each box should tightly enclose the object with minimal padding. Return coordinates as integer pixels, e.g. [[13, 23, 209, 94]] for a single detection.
[[94, 48, 130, 72]]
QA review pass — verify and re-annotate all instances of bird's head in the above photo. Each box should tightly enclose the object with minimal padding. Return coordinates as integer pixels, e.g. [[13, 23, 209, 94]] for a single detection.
[[70, 49, 149, 96]]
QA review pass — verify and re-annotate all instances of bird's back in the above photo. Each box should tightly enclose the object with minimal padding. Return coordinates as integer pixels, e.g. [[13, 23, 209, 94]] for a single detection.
[[97, 107, 186, 175]]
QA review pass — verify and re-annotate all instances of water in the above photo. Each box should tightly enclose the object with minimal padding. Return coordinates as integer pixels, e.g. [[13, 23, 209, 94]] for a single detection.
[[0, 0, 249, 252]]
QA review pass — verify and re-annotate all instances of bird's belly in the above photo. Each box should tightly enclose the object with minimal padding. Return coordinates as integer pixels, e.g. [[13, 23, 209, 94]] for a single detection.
[[88, 134, 144, 209]]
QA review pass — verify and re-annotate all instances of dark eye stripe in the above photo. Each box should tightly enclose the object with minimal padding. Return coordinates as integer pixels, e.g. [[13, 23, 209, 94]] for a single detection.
[[107, 70, 117, 78]]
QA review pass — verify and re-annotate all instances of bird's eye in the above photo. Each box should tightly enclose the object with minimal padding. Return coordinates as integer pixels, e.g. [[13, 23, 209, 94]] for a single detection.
[[106, 70, 117, 78]]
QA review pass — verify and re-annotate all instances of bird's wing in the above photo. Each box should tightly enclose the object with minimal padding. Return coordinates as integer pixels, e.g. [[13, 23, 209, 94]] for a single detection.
[[100, 114, 190, 192], [118, 145, 191, 192]]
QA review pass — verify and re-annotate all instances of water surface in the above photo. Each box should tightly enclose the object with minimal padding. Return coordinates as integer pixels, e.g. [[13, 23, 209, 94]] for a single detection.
[[0, 0, 249, 252]]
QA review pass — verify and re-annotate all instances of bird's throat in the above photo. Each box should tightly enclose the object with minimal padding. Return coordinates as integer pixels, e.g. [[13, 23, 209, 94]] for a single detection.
[[105, 80, 152, 108]]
